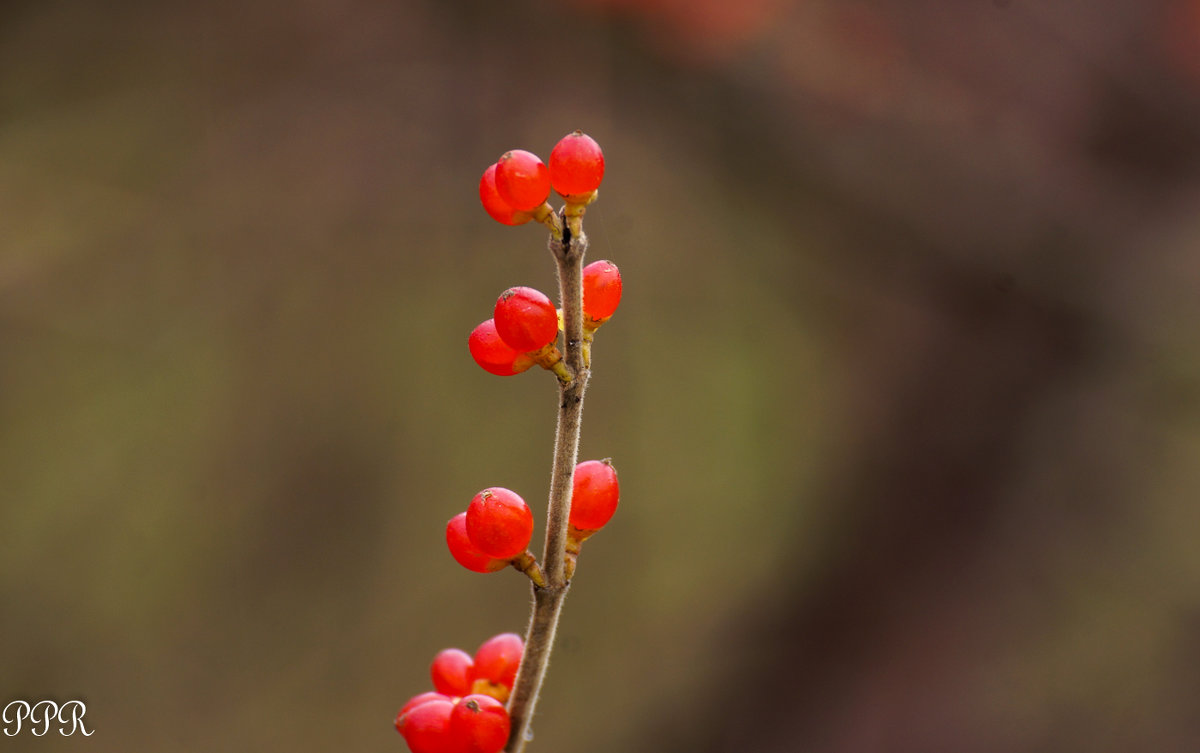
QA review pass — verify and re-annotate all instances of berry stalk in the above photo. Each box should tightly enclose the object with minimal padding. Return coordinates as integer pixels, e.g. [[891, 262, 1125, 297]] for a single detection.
[[503, 222, 590, 753]]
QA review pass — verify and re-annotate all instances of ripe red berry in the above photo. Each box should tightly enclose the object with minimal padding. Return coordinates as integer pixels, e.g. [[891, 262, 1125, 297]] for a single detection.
[[570, 459, 619, 531], [449, 695, 511, 753], [469, 319, 535, 376], [493, 287, 558, 353], [431, 648, 475, 697], [582, 260, 622, 324], [398, 692, 453, 721], [396, 697, 455, 753], [472, 632, 524, 690], [479, 163, 531, 226], [466, 488, 534, 560], [446, 512, 508, 574], [549, 131, 605, 197], [494, 150, 551, 212]]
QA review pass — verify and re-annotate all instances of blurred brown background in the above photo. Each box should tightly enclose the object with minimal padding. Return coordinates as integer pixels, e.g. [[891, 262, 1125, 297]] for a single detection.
[[3, 0, 1200, 751]]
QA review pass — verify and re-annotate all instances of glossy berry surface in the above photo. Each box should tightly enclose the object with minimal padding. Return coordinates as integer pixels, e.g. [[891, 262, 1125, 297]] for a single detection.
[[495, 150, 551, 212], [570, 459, 620, 531], [493, 287, 558, 353], [431, 648, 474, 697], [469, 319, 534, 376], [466, 488, 534, 560], [582, 260, 622, 324], [479, 163, 530, 226], [396, 697, 455, 753], [549, 131, 605, 197], [398, 692, 452, 721], [472, 632, 524, 690], [447, 512, 508, 573], [449, 694, 511, 753]]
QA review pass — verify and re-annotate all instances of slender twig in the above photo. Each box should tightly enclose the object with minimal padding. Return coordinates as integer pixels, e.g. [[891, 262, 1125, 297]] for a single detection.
[[503, 217, 589, 753]]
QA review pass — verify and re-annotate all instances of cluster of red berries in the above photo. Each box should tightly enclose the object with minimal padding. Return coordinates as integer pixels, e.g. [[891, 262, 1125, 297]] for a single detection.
[[468, 261, 622, 378], [446, 488, 534, 576], [479, 131, 605, 227], [395, 633, 524, 753], [445, 460, 620, 582]]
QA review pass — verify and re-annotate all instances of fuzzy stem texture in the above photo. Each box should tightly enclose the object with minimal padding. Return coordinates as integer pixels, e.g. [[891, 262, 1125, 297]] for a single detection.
[[503, 221, 589, 753]]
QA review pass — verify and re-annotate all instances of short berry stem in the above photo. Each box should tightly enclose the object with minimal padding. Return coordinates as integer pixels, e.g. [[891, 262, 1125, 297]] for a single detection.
[[509, 551, 546, 588], [530, 203, 563, 240], [504, 220, 589, 753]]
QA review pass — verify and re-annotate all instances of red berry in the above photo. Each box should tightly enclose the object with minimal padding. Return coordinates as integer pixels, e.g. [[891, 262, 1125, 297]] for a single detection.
[[466, 488, 534, 560], [549, 131, 605, 197], [447, 512, 508, 574], [479, 163, 531, 226], [469, 319, 534, 376], [582, 260, 622, 324], [570, 459, 619, 531], [396, 697, 456, 753], [431, 649, 475, 697], [449, 695, 511, 753], [398, 692, 453, 722], [472, 632, 524, 690], [493, 287, 558, 353], [494, 150, 551, 212]]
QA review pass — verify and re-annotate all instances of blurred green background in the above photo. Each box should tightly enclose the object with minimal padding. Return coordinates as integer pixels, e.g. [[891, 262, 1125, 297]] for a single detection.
[[3, 0, 1200, 750]]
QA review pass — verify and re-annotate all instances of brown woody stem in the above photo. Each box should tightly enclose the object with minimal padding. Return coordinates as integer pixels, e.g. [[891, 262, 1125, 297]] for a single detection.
[[503, 216, 589, 753]]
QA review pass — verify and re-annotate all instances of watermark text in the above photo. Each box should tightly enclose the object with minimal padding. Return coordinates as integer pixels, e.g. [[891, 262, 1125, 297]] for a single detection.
[[3, 700, 93, 737]]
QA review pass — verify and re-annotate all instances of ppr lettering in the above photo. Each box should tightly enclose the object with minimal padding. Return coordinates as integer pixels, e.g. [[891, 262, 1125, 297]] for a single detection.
[[3, 700, 93, 736]]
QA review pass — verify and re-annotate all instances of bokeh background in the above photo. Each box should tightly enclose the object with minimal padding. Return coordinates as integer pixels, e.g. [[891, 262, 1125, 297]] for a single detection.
[[3, 0, 1200, 750]]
